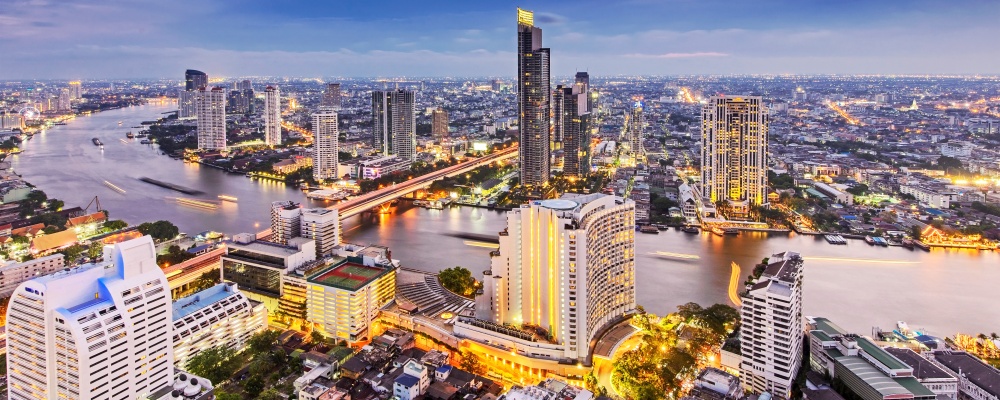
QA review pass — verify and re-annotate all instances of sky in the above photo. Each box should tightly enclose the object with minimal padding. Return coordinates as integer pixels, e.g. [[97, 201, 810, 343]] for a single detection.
[[4, 0, 1000, 79]]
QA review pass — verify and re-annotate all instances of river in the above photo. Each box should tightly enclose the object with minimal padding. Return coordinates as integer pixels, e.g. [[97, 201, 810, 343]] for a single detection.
[[13, 103, 1000, 337]]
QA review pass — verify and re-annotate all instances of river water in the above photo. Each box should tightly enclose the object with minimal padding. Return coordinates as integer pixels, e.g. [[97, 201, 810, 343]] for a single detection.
[[13, 103, 1000, 336]]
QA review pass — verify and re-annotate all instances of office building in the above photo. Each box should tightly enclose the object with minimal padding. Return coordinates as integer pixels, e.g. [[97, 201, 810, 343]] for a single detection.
[[627, 101, 644, 157], [322, 83, 341, 109], [0, 254, 64, 298], [300, 208, 340, 257], [57, 89, 71, 111], [701, 95, 768, 218], [220, 233, 316, 310], [185, 69, 208, 91], [68, 81, 81, 100], [270, 200, 302, 244], [263, 85, 281, 146], [5, 236, 174, 400], [372, 89, 416, 161], [740, 252, 804, 399], [554, 85, 590, 178], [195, 87, 227, 150], [312, 110, 340, 181], [432, 107, 449, 141], [517, 8, 552, 186], [171, 282, 267, 368], [476, 193, 635, 361]]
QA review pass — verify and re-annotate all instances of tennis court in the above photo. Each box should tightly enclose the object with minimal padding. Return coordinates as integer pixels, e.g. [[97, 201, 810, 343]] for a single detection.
[[311, 263, 385, 290]]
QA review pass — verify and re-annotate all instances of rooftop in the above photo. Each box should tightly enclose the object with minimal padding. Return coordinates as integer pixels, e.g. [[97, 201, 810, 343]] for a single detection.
[[762, 251, 803, 283], [307, 261, 391, 291], [934, 351, 1000, 398], [884, 348, 953, 380], [395, 373, 420, 388], [173, 283, 240, 321], [812, 317, 848, 337], [856, 337, 911, 371], [836, 356, 912, 398]]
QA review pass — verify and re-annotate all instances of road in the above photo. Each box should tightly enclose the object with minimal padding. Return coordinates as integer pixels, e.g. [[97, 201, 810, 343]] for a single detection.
[[334, 146, 518, 219]]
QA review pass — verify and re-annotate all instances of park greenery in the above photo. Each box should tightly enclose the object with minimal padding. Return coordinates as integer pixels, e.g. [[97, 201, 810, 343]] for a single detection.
[[612, 303, 740, 400], [156, 244, 196, 267], [438, 266, 482, 298], [188, 329, 303, 398], [136, 220, 180, 241]]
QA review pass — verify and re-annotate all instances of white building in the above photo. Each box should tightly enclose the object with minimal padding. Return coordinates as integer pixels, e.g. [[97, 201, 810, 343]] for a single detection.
[[900, 185, 957, 208], [271, 200, 302, 245], [263, 85, 281, 146], [178, 90, 197, 119], [701, 95, 769, 217], [502, 379, 594, 400], [220, 233, 316, 311], [312, 110, 340, 181], [171, 282, 267, 368], [300, 208, 340, 257], [740, 251, 804, 399], [0, 254, 65, 298], [5, 236, 174, 400], [196, 86, 227, 150], [931, 351, 1000, 400], [627, 101, 645, 157], [940, 142, 973, 158], [475, 193, 636, 361], [392, 359, 430, 400], [372, 89, 416, 161]]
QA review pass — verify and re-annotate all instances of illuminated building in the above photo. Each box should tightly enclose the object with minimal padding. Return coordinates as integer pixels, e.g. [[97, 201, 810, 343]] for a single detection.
[[300, 208, 340, 257], [473, 193, 635, 361], [68, 81, 81, 100], [0, 254, 64, 298], [312, 110, 340, 181], [372, 89, 416, 161], [517, 7, 551, 186], [185, 69, 208, 91], [228, 80, 253, 114], [432, 107, 449, 141], [57, 88, 71, 111], [0, 111, 26, 130], [171, 282, 267, 368], [5, 236, 174, 400], [626, 101, 645, 158], [270, 200, 302, 245], [178, 91, 197, 119], [554, 85, 590, 178], [740, 252, 803, 399], [195, 86, 227, 150], [701, 95, 768, 217], [220, 233, 316, 312], [263, 85, 282, 146], [322, 83, 341, 109]]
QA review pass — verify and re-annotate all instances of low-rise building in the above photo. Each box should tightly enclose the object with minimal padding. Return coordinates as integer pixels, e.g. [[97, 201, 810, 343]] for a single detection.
[[0, 254, 64, 297], [171, 282, 268, 368], [930, 351, 1000, 400], [885, 347, 959, 400], [393, 359, 430, 400], [221, 233, 316, 310]]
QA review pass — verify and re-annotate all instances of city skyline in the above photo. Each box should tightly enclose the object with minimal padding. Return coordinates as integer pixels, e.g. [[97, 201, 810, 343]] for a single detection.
[[6, 0, 1000, 79]]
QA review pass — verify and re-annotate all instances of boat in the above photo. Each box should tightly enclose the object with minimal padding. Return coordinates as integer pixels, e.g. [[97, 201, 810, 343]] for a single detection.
[[901, 239, 914, 249], [682, 226, 700, 234], [413, 199, 444, 209], [824, 234, 847, 245], [640, 226, 659, 234], [913, 240, 931, 251], [723, 228, 739, 235], [306, 189, 348, 201], [711, 227, 726, 236], [140, 139, 151, 144], [92, 137, 103, 146], [117, 121, 123, 125], [54, 122, 67, 126], [126, 131, 135, 139], [865, 236, 876, 245], [874, 237, 888, 247], [217, 195, 238, 202]]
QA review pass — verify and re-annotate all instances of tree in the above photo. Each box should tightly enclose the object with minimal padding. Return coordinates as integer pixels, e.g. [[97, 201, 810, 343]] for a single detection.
[[909, 225, 923, 240], [87, 241, 104, 259], [137, 220, 180, 241], [104, 220, 128, 231], [185, 346, 239, 384], [246, 329, 281, 355], [214, 392, 242, 400], [258, 389, 283, 400], [459, 349, 485, 375], [438, 266, 480, 297], [242, 374, 264, 395], [310, 330, 326, 344]]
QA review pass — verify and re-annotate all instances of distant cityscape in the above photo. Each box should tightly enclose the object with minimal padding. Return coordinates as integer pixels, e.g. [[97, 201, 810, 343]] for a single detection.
[[0, 5, 999, 400]]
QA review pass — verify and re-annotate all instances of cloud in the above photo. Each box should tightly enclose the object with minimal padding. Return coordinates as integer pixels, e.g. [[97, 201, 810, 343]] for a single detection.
[[535, 12, 567, 24], [623, 52, 729, 59]]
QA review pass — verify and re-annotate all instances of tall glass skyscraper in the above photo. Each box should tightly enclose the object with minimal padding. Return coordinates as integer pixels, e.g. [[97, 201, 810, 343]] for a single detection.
[[372, 89, 416, 161], [185, 69, 208, 91], [517, 8, 551, 187]]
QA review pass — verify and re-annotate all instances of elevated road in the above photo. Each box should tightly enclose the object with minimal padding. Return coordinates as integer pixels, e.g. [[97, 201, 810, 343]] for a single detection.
[[334, 145, 518, 219]]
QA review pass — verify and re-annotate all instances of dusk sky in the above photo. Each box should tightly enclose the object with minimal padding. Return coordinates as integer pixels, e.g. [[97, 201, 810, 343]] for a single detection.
[[4, 0, 1000, 79]]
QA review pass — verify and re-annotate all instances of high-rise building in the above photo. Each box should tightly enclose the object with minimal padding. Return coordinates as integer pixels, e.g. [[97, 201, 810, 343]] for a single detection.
[[478, 193, 636, 361], [196, 86, 227, 150], [701, 95, 768, 217], [6, 236, 174, 400], [171, 282, 267, 368], [68, 81, 82, 100], [554, 85, 590, 178], [264, 86, 281, 146], [574, 72, 592, 111], [300, 208, 340, 257], [227, 80, 253, 114], [220, 233, 316, 308], [270, 200, 302, 244], [312, 110, 340, 181], [293, 256, 395, 343], [740, 252, 804, 399], [185, 69, 208, 91], [517, 8, 552, 186], [372, 89, 416, 161], [57, 89, 71, 111], [627, 101, 645, 157], [322, 83, 342, 109], [178, 90, 197, 119], [431, 107, 448, 141]]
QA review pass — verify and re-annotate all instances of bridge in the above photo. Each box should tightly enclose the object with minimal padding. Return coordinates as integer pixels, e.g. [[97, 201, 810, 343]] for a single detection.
[[333, 145, 518, 219]]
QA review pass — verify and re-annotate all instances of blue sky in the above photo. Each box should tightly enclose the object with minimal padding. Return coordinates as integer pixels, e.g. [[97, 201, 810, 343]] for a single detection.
[[3, 0, 1000, 79]]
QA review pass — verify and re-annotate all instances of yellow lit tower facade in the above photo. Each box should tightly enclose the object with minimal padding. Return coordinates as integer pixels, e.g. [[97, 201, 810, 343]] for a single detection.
[[701, 95, 768, 218], [517, 8, 552, 187]]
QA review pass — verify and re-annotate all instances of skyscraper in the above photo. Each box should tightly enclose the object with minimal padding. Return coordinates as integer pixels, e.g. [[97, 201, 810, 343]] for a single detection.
[[270, 200, 302, 245], [68, 81, 82, 100], [478, 193, 636, 361], [263, 85, 281, 146], [517, 8, 551, 186], [554, 85, 590, 178], [701, 95, 768, 218], [312, 110, 339, 181], [228, 80, 253, 114], [432, 107, 449, 141], [5, 236, 174, 400], [300, 208, 340, 257], [57, 88, 71, 111], [627, 101, 645, 157], [372, 89, 416, 161], [185, 69, 208, 91], [196, 86, 227, 150], [740, 252, 804, 399], [322, 83, 342, 109]]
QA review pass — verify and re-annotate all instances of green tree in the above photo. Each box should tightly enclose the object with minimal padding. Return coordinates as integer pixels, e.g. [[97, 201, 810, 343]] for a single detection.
[[137, 220, 180, 241], [438, 266, 480, 297], [246, 329, 281, 356], [185, 346, 239, 384], [87, 241, 104, 259], [243, 375, 264, 395], [257, 389, 283, 400], [459, 349, 486, 375], [214, 392, 242, 400], [104, 220, 128, 231], [909, 225, 923, 240], [310, 330, 326, 344]]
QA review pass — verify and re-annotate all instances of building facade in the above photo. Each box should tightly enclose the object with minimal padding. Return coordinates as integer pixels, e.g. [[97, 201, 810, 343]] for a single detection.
[[171, 282, 267, 368], [185, 69, 208, 91], [322, 83, 342, 109], [627, 101, 644, 158], [479, 193, 636, 361], [0, 254, 65, 298], [6, 236, 173, 400], [740, 252, 804, 399], [432, 108, 449, 141], [300, 208, 340, 258], [196, 87, 227, 150], [312, 110, 340, 181], [372, 89, 416, 162], [271, 200, 302, 245], [701, 95, 769, 217], [554, 85, 590, 178], [220, 233, 316, 310], [517, 8, 552, 186], [263, 85, 281, 146], [292, 256, 396, 343]]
